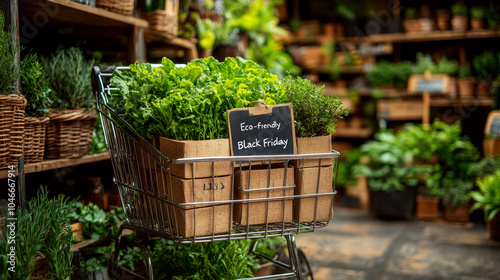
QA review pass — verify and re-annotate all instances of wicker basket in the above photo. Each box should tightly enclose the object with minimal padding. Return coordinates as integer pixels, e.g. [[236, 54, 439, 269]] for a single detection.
[[96, 0, 135, 15], [45, 109, 97, 159], [0, 94, 27, 169], [24, 116, 50, 164], [146, 0, 179, 35]]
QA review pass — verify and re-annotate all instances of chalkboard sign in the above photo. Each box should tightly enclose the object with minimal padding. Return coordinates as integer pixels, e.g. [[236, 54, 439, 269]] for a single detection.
[[484, 111, 500, 136], [408, 74, 450, 94], [227, 103, 296, 156]]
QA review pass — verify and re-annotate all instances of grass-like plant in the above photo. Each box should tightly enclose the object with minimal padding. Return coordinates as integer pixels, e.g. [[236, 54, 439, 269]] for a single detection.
[[41, 47, 95, 110], [0, 11, 20, 94], [21, 52, 54, 116]]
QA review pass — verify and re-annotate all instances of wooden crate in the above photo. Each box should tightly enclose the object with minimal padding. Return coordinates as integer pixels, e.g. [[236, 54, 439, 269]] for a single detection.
[[377, 99, 423, 121]]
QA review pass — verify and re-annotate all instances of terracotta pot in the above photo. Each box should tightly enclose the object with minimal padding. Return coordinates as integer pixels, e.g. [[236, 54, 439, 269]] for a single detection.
[[476, 80, 491, 97], [451, 16, 468, 32], [470, 18, 484, 31], [444, 203, 470, 223], [403, 19, 421, 33], [488, 213, 500, 242], [436, 14, 450, 30], [457, 78, 477, 98], [71, 222, 83, 242], [416, 195, 440, 219]]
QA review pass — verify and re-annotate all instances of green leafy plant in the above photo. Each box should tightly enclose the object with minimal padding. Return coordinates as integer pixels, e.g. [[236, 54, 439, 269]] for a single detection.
[[89, 116, 107, 155], [473, 51, 499, 81], [151, 239, 258, 279], [458, 63, 472, 79], [470, 6, 485, 19], [70, 201, 124, 240], [432, 56, 458, 76], [41, 47, 96, 110], [404, 7, 417, 19], [196, 17, 216, 50], [0, 11, 20, 94], [20, 52, 54, 117], [366, 61, 413, 89], [470, 170, 500, 222], [281, 75, 349, 137], [451, 3, 467, 16], [486, 3, 500, 30]]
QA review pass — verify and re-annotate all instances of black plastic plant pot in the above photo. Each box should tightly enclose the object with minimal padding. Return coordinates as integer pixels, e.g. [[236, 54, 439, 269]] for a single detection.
[[370, 188, 416, 220]]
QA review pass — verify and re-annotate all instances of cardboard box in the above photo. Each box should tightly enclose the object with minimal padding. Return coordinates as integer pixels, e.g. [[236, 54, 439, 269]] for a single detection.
[[294, 165, 334, 222], [154, 137, 232, 179], [166, 175, 233, 237], [293, 135, 332, 168], [234, 165, 294, 225]]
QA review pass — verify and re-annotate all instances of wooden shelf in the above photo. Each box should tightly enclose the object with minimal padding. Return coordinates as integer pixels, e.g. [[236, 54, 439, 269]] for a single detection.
[[19, 0, 148, 28], [0, 152, 110, 179], [144, 30, 199, 61], [333, 127, 374, 138]]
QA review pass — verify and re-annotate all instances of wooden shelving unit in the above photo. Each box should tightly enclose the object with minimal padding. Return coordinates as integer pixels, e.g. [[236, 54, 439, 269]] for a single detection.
[[0, 152, 110, 179]]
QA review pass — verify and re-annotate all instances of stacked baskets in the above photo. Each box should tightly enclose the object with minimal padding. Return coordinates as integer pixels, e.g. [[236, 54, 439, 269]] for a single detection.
[[96, 0, 135, 15], [146, 0, 179, 36], [0, 94, 27, 168]]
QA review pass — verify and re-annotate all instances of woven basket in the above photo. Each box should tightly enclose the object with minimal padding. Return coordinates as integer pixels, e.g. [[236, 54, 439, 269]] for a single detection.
[[146, 0, 179, 35], [24, 116, 50, 164], [45, 109, 97, 159], [96, 0, 135, 15], [0, 94, 27, 169]]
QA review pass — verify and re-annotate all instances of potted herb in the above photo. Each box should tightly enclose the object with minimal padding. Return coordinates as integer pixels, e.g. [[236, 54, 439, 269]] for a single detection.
[[20, 52, 54, 163], [470, 170, 500, 241], [470, 6, 485, 31], [486, 3, 500, 30], [473, 51, 498, 97], [403, 7, 420, 33], [436, 9, 450, 30], [41, 47, 97, 159], [457, 63, 476, 98], [451, 2, 468, 32], [0, 11, 27, 169]]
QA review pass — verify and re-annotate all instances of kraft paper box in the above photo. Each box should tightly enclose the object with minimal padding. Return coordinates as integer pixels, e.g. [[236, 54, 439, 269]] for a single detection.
[[293, 135, 332, 168], [294, 165, 334, 222], [234, 164, 294, 225], [154, 137, 232, 179], [166, 175, 233, 237]]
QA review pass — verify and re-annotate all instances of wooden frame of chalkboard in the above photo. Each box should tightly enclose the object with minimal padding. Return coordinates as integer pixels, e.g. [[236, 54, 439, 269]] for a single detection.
[[408, 74, 450, 94], [227, 103, 297, 157], [484, 110, 500, 137]]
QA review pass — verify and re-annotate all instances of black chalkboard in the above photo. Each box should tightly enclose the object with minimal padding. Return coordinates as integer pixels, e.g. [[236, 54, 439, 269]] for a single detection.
[[227, 104, 296, 156]]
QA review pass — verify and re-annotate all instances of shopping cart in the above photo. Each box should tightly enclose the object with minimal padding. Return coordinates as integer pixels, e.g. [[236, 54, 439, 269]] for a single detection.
[[92, 65, 340, 280]]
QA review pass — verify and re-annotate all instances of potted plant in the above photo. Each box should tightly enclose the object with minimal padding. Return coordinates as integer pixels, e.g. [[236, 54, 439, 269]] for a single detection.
[[20, 52, 54, 163], [470, 170, 500, 241], [486, 3, 500, 30], [403, 7, 420, 33], [0, 11, 27, 169], [41, 47, 97, 159], [470, 6, 485, 31], [473, 51, 498, 97], [354, 130, 420, 219], [436, 9, 450, 30], [281, 75, 348, 222], [457, 63, 477, 98], [451, 2, 468, 32]]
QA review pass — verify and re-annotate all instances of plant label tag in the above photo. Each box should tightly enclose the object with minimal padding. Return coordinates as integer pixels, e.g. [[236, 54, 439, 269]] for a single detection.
[[227, 103, 296, 157], [485, 111, 500, 137], [408, 74, 450, 94]]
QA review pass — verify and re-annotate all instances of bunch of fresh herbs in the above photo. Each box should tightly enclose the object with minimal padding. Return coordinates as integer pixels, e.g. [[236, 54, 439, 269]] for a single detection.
[[470, 170, 500, 222], [0, 11, 20, 94], [41, 47, 96, 110], [20, 52, 54, 117], [281, 75, 348, 137]]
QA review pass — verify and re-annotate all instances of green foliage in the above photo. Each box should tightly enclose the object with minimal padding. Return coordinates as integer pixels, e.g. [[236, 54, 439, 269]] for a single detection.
[[254, 237, 285, 259], [337, 148, 363, 187], [404, 7, 417, 19], [0, 11, 20, 94], [41, 47, 96, 110], [451, 3, 467, 16], [432, 56, 458, 76], [366, 61, 413, 88], [473, 51, 499, 81], [281, 75, 348, 137], [470, 156, 500, 179], [151, 239, 258, 279], [413, 52, 435, 74], [70, 202, 124, 240], [470, 6, 485, 19], [196, 17, 216, 50], [470, 170, 500, 222], [89, 116, 107, 155], [486, 3, 500, 30], [110, 56, 288, 140], [0, 187, 76, 280], [458, 63, 472, 78], [20, 52, 55, 117]]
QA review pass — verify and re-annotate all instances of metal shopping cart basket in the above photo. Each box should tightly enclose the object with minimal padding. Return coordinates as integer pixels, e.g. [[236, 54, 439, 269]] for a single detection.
[[92, 65, 340, 280]]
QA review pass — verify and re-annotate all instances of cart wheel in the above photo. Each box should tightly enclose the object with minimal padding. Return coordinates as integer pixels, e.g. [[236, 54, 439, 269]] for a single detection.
[[297, 248, 314, 280]]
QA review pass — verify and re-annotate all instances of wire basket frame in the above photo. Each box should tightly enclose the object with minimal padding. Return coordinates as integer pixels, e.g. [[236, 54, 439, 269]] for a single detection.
[[94, 66, 340, 244]]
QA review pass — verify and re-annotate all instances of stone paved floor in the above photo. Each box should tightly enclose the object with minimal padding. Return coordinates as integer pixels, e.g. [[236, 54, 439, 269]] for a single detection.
[[294, 206, 500, 280]]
